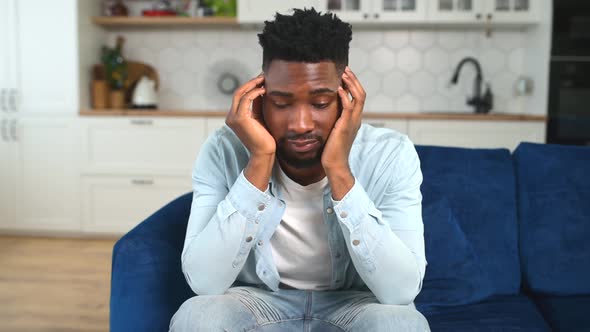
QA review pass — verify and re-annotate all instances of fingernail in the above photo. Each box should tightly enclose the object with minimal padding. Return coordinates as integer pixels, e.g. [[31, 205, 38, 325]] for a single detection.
[[345, 66, 351, 72]]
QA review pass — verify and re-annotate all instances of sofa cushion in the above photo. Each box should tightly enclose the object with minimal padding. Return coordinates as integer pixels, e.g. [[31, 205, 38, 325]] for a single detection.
[[416, 145, 521, 295], [415, 193, 494, 308], [417, 295, 551, 332], [514, 142, 590, 295], [532, 294, 590, 332]]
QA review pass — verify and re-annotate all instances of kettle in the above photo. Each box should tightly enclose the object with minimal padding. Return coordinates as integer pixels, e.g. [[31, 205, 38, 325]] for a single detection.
[[131, 76, 158, 109]]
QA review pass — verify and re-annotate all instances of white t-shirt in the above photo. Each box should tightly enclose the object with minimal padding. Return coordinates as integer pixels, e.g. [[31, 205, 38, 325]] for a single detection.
[[270, 166, 333, 290]]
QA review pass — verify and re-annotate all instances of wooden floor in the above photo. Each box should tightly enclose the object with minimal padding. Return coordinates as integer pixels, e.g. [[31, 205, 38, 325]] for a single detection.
[[0, 236, 117, 332]]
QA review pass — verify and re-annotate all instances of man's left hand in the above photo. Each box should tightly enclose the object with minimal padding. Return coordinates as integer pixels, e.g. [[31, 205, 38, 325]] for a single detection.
[[321, 66, 366, 200]]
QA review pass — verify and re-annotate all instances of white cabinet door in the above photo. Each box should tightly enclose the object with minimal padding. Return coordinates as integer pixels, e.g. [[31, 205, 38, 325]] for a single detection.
[[0, 0, 18, 112], [0, 118, 18, 230], [15, 0, 78, 115], [11, 117, 82, 232], [81, 117, 207, 175], [408, 120, 545, 150], [373, 0, 426, 22], [205, 117, 227, 137], [325, 0, 371, 22], [363, 118, 408, 134], [427, 0, 485, 23], [238, 0, 324, 23], [485, 0, 539, 24], [81, 175, 191, 234]]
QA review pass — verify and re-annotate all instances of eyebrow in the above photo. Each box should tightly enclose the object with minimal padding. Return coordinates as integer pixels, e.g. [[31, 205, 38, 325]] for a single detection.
[[268, 88, 337, 97]]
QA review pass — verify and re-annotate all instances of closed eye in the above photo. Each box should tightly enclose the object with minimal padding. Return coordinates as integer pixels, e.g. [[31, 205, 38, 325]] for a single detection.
[[313, 103, 329, 109]]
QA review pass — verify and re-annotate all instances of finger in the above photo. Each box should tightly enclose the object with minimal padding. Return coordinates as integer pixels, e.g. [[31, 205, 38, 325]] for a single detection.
[[237, 86, 266, 117], [343, 67, 365, 98], [342, 71, 365, 120], [337, 86, 353, 122], [231, 75, 264, 114]]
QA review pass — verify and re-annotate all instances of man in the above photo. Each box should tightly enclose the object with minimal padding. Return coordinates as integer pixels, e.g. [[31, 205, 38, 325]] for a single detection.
[[170, 8, 429, 331]]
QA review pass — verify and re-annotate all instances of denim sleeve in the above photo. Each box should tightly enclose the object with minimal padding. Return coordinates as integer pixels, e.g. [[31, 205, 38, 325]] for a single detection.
[[333, 136, 426, 305], [181, 133, 282, 296]]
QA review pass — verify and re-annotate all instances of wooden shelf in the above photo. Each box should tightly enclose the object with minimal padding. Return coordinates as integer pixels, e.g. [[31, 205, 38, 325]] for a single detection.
[[92, 16, 238, 27], [79, 109, 547, 121]]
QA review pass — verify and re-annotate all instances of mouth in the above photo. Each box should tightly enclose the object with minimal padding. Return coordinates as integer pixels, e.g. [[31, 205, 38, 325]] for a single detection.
[[288, 139, 320, 153]]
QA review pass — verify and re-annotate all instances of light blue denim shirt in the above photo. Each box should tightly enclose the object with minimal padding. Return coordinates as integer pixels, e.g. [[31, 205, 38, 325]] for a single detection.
[[182, 123, 426, 305]]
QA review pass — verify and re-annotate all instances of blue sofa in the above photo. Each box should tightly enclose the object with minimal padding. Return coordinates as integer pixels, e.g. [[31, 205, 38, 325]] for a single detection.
[[110, 142, 590, 331]]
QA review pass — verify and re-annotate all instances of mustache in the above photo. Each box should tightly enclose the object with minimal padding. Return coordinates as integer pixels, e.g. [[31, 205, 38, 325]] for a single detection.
[[283, 133, 321, 141]]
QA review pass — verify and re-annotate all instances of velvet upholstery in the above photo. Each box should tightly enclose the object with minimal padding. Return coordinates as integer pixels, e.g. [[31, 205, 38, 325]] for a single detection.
[[417, 295, 551, 332], [514, 142, 590, 295], [110, 192, 194, 332], [531, 294, 590, 332], [415, 145, 521, 296], [415, 192, 494, 308]]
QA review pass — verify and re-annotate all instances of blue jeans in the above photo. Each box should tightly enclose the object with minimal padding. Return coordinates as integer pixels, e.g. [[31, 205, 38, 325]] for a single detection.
[[169, 286, 430, 331]]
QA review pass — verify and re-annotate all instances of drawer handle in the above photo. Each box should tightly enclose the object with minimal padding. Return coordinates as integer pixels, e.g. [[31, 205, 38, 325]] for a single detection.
[[130, 119, 154, 126], [131, 179, 154, 185]]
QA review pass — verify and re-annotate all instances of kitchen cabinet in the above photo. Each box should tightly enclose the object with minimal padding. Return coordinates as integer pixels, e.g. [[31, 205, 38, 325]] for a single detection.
[[79, 117, 208, 234], [0, 0, 78, 116], [427, 0, 538, 24], [407, 119, 545, 150], [80, 118, 207, 176], [363, 118, 408, 133], [0, 118, 82, 233], [81, 175, 191, 234], [485, 0, 538, 24], [326, 0, 426, 23]]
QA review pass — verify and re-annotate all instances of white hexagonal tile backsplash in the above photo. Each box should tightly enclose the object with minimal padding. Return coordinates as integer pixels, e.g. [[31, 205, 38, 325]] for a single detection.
[[108, 28, 527, 113]]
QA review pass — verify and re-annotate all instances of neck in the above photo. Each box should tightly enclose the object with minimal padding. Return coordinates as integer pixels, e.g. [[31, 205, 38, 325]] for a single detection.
[[278, 159, 326, 186]]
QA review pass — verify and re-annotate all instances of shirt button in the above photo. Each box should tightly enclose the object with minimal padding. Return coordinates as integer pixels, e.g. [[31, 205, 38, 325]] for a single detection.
[[258, 203, 265, 211], [245, 236, 253, 243], [257, 240, 263, 246], [352, 239, 360, 246], [255, 220, 259, 224], [326, 207, 334, 214], [340, 211, 348, 218]]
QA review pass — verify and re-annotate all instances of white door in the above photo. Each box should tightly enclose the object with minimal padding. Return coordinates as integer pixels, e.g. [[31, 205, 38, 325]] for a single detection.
[[0, 118, 18, 230], [427, 0, 485, 23], [374, 0, 427, 23], [0, 0, 18, 112], [12, 117, 82, 232], [485, 0, 539, 24], [325, 0, 371, 23], [15, 0, 78, 115]]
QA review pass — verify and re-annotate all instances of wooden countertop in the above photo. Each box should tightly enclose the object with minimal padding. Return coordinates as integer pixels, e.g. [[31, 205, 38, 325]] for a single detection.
[[79, 109, 547, 121]]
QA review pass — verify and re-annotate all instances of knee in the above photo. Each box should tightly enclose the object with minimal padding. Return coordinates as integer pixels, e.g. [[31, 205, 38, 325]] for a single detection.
[[169, 295, 256, 331], [350, 304, 430, 332]]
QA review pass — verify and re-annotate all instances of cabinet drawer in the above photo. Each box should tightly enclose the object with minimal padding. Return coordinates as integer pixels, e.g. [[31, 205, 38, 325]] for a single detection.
[[82, 175, 191, 234], [82, 118, 206, 175]]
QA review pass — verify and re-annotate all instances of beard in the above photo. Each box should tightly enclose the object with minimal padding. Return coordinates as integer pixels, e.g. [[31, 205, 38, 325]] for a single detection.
[[276, 134, 324, 169]]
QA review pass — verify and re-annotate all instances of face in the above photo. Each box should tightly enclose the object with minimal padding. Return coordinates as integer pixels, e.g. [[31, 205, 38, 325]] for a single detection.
[[262, 60, 342, 169]]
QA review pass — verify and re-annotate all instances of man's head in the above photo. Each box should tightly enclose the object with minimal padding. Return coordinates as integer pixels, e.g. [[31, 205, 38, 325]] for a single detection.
[[257, 8, 353, 170]]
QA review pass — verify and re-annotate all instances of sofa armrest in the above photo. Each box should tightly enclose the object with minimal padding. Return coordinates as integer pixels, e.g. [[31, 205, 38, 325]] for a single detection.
[[110, 192, 194, 332]]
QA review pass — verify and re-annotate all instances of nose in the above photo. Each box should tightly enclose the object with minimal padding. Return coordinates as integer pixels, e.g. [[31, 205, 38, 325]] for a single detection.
[[288, 106, 314, 134]]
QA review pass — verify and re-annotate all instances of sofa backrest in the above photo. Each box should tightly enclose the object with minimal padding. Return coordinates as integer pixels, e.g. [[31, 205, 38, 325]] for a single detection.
[[514, 142, 590, 295], [416, 145, 521, 300]]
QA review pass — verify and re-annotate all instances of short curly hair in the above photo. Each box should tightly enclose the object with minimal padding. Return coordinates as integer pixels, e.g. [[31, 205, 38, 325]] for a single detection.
[[258, 7, 353, 73]]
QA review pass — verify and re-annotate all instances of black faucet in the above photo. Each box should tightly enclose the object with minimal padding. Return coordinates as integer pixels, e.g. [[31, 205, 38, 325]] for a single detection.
[[450, 57, 493, 114]]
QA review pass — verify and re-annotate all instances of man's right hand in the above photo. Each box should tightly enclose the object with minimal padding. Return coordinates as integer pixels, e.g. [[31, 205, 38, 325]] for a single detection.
[[225, 74, 275, 157], [225, 74, 276, 191]]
